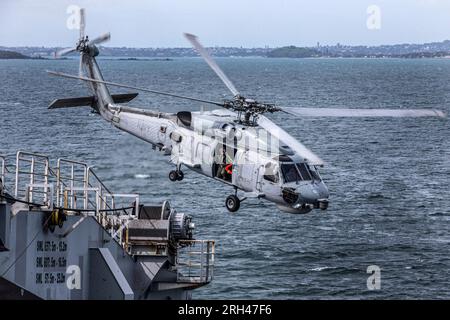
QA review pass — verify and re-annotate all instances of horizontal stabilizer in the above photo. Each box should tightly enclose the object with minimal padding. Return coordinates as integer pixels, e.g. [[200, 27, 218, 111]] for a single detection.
[[48, 93, 139, 109], [112, 93, 139, 104], [48, 96, 95, 109]]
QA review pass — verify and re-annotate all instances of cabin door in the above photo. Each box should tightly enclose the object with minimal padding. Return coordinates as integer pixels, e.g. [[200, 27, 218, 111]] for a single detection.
[[195, 142, 213, 175], [234, 151, 257, 192]]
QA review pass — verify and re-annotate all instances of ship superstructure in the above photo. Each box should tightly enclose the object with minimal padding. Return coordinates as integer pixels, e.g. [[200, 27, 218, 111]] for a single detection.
[[0, 151, 214, 299]]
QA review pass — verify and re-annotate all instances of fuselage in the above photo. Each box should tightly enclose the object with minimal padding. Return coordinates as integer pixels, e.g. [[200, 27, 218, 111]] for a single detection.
[[107, 105, 330, 213]]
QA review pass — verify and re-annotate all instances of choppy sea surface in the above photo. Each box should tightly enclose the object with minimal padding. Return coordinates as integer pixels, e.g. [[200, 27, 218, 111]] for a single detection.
[[1, 57, 450, 299]]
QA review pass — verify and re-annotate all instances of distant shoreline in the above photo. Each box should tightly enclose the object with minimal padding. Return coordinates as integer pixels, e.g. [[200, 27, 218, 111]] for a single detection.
[[2, 56, 450, 61], [2, 39, 450, 59], [2, 49, 450, 61]]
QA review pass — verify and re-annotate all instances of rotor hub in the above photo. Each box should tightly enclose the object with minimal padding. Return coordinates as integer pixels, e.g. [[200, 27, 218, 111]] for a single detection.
[[76, 36, 99, 57], [223, 96, 282, 125], [76, 36, 88, 52]]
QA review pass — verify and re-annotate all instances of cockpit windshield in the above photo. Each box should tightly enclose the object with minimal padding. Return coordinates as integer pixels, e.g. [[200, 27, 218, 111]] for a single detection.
[[307, 164, 321, 180], [280, 162, 321, 183], [280, 163, 302, 183], [296, 163, 312, 181]]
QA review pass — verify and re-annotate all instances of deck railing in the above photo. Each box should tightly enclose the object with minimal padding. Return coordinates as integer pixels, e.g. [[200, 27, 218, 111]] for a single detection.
[[176, 240, 215, 284], [2, 151, 139, 246]]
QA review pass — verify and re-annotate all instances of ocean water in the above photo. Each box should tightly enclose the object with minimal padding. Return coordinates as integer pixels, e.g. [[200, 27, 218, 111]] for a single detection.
[[1, 57, 450, 299]]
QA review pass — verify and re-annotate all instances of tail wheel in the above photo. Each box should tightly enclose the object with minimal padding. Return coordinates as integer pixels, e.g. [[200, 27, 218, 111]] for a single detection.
[[169, 170, 178, 182], [225, 195, 240, 212], [176, 171, 184, 181]]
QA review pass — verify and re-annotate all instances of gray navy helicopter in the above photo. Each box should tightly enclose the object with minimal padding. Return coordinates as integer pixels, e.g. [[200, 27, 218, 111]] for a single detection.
[[48, 9, 446, 214]]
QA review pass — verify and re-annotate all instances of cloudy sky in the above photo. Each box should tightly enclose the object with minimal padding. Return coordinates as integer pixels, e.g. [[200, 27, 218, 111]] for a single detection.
[[1, 0, 449, 47]]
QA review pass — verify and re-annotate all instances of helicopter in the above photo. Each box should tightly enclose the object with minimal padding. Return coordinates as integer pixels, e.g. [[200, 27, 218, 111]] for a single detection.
[[47, 9, 446, 214]]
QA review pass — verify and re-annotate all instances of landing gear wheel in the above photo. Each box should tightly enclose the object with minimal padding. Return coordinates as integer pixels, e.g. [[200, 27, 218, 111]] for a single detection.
[[176, 171, 184, 181], [169, 170, 178, 182], [225, 195, 240, 212]]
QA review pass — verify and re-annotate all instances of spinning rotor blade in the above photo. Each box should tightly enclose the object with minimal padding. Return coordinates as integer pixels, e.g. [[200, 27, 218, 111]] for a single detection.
[[184, 33, 240, 97], [89, 32, 111, 46], [46, 70, 225, 107], [257, 115, 324, 166], [281, 107, 446, 118], [79, 8, 85, 40], [55, 47, 77, 58]]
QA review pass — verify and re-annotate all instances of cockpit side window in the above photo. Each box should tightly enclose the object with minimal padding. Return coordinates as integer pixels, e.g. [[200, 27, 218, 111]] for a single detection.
[[308, 164, 321, 181], [263, 162, 279, 183], [296, 163, 312, 181], [280, 163, 301, 183]]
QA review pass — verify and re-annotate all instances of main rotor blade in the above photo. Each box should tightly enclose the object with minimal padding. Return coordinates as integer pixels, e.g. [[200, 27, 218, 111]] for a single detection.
[[46, 70, 225, 107], [184, 33, 240, 97], [79, 8, 85, 40], [55, 47, 77, 58], [281, 107, 446, 118], [89, 32, 111, 46], [257, 115, 324, 166]]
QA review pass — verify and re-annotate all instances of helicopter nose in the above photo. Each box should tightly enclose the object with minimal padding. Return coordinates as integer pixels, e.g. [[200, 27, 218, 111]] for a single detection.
[[297, 182, 329, 203]]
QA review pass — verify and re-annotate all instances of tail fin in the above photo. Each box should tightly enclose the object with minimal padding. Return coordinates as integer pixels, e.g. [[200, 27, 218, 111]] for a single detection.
[[52, 8, 114, 120]]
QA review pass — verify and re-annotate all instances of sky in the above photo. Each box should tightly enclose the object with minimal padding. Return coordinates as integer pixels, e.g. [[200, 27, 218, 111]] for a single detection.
[[1, 0, 450, 48]]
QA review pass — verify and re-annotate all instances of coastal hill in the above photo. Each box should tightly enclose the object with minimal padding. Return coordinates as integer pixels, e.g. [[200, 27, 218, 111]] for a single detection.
[[0, 50, 31, 59], [0, 50, 48, 60], [267, 46, 319, 58], [269, 40, 450, 58]]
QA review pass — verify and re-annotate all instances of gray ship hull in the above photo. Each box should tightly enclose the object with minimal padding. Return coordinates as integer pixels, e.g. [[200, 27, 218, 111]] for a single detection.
[[0, 204, 190, 300]]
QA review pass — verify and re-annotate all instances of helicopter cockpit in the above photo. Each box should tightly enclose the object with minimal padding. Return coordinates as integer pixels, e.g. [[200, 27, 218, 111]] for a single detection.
[[263, 162, 280, 183], [279, 162, 321, 183], [270, 155, 322, 184]]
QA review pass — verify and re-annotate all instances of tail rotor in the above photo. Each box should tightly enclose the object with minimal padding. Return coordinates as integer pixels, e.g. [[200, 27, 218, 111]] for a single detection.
[[54, 7, 110, 70]]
